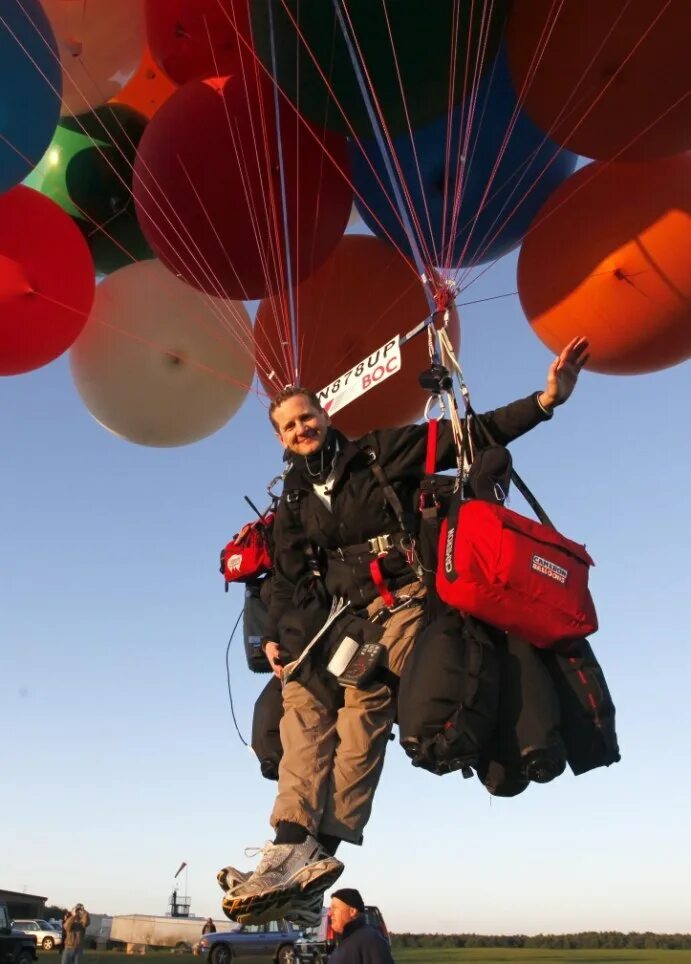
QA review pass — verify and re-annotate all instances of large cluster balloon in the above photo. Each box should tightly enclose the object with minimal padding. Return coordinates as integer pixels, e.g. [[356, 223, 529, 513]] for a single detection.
[[146, 0, 251, 85], [0, 186, 95, 376], [0, 0, 62, 195], [507, 0, 691, 162], [70, 260, 255, 447], [134, 75, 352, 300], [254, 235, 460, 438], [41, 0, 145, 116], [351, 49, 578, 269], [112, 46, 178, 119], [251, 0, 508, 139], [26, 105, 153, 275], [518, 154, 691, 375]]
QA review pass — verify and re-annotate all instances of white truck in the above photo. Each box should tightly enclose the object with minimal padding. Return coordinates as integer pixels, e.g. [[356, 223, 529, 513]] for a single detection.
[[110, 916, 237, 951]]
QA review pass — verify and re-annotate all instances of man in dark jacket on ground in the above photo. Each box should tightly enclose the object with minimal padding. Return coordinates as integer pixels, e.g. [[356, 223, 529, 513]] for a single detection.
[[328, 889, 394, 964], [220, 337, 589, 925]]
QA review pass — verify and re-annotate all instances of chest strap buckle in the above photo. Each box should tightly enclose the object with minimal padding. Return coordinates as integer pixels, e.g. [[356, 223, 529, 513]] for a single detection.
[[368, 533, 395, 556]]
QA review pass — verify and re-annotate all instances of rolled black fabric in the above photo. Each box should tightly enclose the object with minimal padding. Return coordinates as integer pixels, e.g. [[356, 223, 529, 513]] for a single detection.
[[540, 637, 620, 775], [477, 633, 566, 795], [398, 608, 501, 776], [251, 676, 283, 781]]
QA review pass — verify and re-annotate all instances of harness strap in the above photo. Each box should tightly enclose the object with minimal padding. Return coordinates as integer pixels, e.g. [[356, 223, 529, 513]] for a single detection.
[[424, 418, 438, 475], [369, 558, 396, 609], [325, 530, 409, 561]]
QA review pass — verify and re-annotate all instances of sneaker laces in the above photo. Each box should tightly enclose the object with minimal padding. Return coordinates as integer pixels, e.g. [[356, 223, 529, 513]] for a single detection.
[[243, 843, 269, 860], [246, 841, 293, 877]]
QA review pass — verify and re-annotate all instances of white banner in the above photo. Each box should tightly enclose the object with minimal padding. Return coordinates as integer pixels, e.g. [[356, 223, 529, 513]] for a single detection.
[[317, 336, 402, 417]]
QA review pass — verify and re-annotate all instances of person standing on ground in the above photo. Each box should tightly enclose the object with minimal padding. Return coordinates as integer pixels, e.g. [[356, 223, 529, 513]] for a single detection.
[[62, 904, 90, 964], [201, 918, 216, 935], [328, 889, 394, 964]]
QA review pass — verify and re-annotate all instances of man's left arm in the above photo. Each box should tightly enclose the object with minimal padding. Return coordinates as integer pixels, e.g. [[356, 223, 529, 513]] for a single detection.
[[478, 335, 590, 445]]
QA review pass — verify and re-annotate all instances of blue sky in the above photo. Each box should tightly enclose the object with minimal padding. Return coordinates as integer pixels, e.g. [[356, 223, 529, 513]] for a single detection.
[[1, 244, 690, 936]]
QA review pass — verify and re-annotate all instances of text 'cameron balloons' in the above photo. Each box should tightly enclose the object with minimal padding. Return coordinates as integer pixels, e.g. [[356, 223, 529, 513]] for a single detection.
[[41, 0, 145, 116], [134, 75, 352, 301], [0, 186, 95, 375], [112, 46, 178, 119], [70, 260, 255, 447], [251, 0, 508, 139], [507, 0, 691, 162], [352, 48, 578, 270], [518, 155, 691, 376], [0, 0, 62, 195], [146, 0, 251, 85], [254, 235, 460, 438], [26, 105, 153, 275]]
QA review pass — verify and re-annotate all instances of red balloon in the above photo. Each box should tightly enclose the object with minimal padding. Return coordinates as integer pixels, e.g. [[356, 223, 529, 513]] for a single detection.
[[507, 0, 691, 162], [134, 75, 352, 300], [0, 187, 95, 376], [518, 155, 691, 375], [146, 0, 251, 85], [254, 235, 460, 438]]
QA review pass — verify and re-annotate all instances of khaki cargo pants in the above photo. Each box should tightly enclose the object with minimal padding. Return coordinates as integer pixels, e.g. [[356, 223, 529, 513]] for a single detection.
[[270, 581, 426, 843]]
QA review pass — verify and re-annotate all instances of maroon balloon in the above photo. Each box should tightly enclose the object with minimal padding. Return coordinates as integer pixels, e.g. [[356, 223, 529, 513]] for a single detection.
[[133, 74, 352, 300], [146, 0, 251, 85], [0, 187, 95, 376]]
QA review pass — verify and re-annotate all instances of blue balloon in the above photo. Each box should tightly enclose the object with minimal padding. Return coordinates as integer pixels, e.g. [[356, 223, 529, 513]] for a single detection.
[[351, 47, 578, 269], [0, 0, 62, 195]]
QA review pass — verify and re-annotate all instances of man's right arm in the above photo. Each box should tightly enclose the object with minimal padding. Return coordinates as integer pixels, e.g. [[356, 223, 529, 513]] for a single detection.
[[262, 497, 312, 675]]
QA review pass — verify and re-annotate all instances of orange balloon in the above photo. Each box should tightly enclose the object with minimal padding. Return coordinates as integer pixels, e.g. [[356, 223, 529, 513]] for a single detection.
[[112, 46, 178, 118], [254, 235, 460, 437], [42, 0, 145, 116], [507, 0, 691, 161], [517, 155, 691, 375]]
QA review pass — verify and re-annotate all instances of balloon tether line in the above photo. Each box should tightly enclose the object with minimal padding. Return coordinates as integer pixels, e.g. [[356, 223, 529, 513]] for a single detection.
[[330, 0, 436, 323], [267, 0, 299, 381]]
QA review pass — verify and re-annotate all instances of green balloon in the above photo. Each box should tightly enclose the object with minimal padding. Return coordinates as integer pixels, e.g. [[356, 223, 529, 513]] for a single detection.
[[24, 104, 153, 275], [251, 0, 509, 138]]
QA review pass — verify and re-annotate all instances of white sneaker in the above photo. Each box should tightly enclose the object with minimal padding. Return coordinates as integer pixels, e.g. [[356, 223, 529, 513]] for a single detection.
[[216, 865, 251, 892], [221, 836, 343, 924]]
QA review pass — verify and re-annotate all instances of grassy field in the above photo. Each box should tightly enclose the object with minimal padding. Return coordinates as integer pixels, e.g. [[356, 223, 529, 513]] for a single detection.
[[393, 951, 691, 964], [41, 949, 691, 964]]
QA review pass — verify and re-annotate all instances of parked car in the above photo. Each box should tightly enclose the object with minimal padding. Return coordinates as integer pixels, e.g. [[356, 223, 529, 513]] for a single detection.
[[0, 904, 37, 964], [292, 906, 389, 964], [199, 920, 301, 964], [10, 924, 61, 952]]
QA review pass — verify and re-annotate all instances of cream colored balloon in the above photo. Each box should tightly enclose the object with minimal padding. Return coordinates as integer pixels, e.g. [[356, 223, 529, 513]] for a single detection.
[[42, 0, 145, 115], [70, 260, 255, 447]]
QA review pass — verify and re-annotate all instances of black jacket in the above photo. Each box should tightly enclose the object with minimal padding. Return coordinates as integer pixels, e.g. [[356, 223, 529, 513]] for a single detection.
[[329, 917, 395, 964], [266, 394, 552, 641]]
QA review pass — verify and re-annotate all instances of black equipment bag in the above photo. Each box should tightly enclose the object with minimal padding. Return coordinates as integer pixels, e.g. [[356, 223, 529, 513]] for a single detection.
[[251, 676, 283, 781], [398, 607, 502, 776], [477, 633, 566, 796], [243, 578, 273, 673], [539, 638, 620, 775]]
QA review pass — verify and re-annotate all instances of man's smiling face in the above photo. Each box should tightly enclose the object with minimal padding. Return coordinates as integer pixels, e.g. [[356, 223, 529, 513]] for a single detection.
[[273, 393, 330, 456]]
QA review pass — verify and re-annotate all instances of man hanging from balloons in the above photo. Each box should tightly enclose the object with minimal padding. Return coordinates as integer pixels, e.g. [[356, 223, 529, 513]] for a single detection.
[[218, 336, 591, 926]]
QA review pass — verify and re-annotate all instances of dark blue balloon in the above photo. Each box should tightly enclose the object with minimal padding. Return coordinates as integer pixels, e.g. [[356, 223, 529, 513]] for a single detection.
[[351, 47, 578, 269], [0, 0, 62, 195]]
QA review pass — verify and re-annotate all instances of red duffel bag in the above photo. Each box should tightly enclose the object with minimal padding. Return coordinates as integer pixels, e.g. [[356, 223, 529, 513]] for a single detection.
[[437, 495, 598, 648]]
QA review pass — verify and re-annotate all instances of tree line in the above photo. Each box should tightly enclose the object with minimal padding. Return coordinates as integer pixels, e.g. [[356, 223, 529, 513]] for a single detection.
[[390, 932, 691, 950]]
